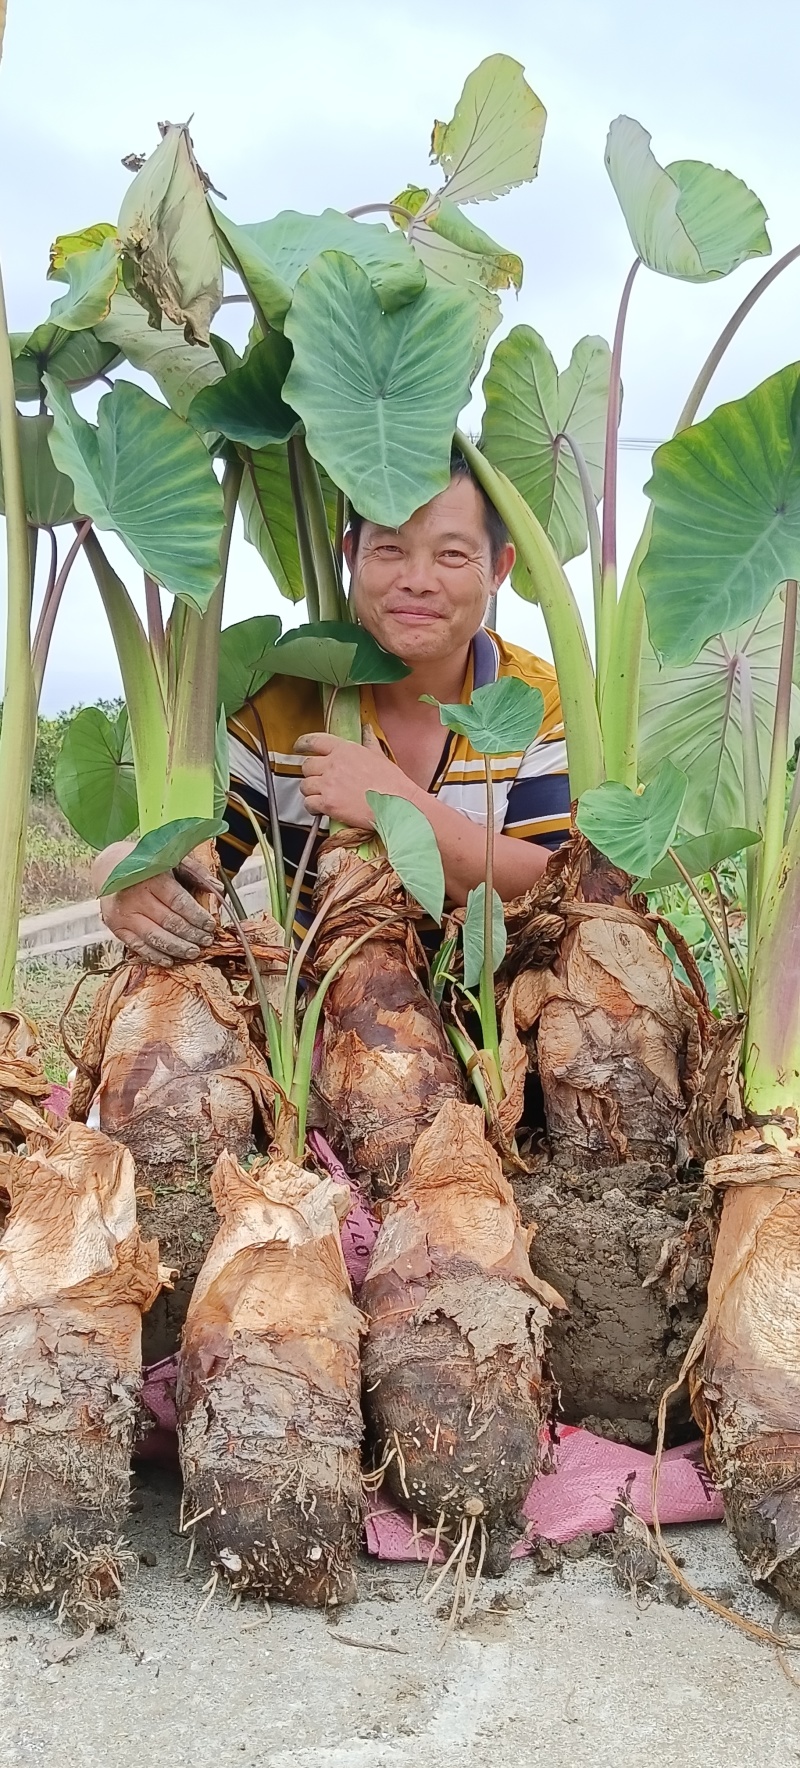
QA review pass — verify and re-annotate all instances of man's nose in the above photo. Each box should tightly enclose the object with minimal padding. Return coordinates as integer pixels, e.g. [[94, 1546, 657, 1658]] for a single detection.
[[397, 554, 431, 593]]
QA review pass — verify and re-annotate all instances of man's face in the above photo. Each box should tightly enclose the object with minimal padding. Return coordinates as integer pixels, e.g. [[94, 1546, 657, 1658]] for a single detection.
[[345, 475, 514, 665]]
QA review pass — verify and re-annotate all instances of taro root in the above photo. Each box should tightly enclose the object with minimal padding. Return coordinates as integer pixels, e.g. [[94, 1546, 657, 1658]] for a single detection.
[[69, 956, 274, 1360], [691, 1143, 800, 1607], [313, 840, 464, 1200], [178, 1151, 364, 1607], [0, 1120, 160, 1624], [362, 1099, 562, 1576], [504, 835, 708, 1171], [0, 1011, 50, 1153]]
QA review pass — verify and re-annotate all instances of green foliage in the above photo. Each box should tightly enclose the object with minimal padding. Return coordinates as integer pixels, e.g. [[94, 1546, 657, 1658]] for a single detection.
[[429, 677, 544, 755], [273, 622, 410, 687], [366, 791, 445, 922], [100, 815, 227, 895], [605, 117, 771, 281], [211, 205, 426, 329], [54, 704, 138, 848], [188, 334, 300, 447], [636, 828, 760, 890], [0, 414, 78, 527], [218, 615, 284, 715], [576, 759, 688, 876], [463, 883, 506, 987], [481, 326, 612, 565]]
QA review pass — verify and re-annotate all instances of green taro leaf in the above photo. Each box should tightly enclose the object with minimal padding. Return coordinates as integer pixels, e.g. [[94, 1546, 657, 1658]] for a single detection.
[[117, 124, 223, 345], [55, 705, 138, 848], [46, 235, 122, 332], [11, 325, 120, 404], [214, 704, 230, 821], [239, 443, 338, 602], [428, 54, 546, 208], [218, 614, 283, 715], [44, 376, 225, 611], [188, 334, 299, 447], [366, 791, 445, 923], [637, 827, 760, 891], [480, 326, 612, 566], [639, 587, 800, 834], [392, 188, 511, 352], [430, 677, 544, 756], [100, 816, 227, 895], [95, 288, 225, 418], [274, 621, 410, 687], [641, 364, 800, 665], [283, 252, 480, 526], [211, 205, 426, 330], [463, 884, 507, 989], [0, 415, 78, 527], [605, 117, 770, 282], [576, 760, 688, 876], [48, 222, 118, 276]]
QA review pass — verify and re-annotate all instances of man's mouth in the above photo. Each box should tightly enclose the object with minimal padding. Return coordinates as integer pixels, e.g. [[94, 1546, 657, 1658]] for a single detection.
[[386, 606, 444, 623]]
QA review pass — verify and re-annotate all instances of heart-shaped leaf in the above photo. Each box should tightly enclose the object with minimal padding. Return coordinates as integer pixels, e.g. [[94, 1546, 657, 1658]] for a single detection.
[[636, 827, 760, 891], [217, 614, 284, 716], [463, 883, 507, 988], [100, 816, 227, 895], [45, 376, 226, 611], [239, 443, 339, 603], [605, 117, 770, 281], [46, 235, 122, 332], [274, 621, 410, 687], [428, 54, 546, 207], [480, 325, 612, 566], [366, 791, 445, 923], [576, 760, 688, 876], [430, 678, 544, 756], [54, 705, 138, 848], [188, 334, 299, 447], [641, 364, 800, 665], [95, 288, 225, 418], [639, 586, 800, 833], [117, 123, 223, 345], [284, 252, 480, 526], [0, 415, 78, 527], [11, 324, 120, 405], [212, 205, 426, 330]]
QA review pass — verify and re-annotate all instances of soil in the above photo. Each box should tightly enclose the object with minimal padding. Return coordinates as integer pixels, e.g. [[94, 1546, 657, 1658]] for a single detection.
[[1, 1461, 797, 1768], [512, 1161, 710, 1448], [138, 1180, 220, 1366]]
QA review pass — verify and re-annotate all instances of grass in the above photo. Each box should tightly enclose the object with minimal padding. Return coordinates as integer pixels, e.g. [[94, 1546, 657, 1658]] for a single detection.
[[16, 958, 105, 1085], [22, 798, 94, 917]]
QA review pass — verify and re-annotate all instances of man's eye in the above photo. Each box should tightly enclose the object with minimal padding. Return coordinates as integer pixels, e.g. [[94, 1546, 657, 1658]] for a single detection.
[[375, 544, 402, 557], [441, 550, 468, 564]]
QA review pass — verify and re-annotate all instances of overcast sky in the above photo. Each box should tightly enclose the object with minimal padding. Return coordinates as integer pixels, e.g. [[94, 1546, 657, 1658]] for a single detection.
[[2, 0, 800, 712]]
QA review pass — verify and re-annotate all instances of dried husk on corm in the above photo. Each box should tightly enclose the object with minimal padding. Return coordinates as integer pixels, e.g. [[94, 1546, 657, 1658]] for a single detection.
[[0, 1011, 50, 1155], [178, 1150, 364, 1607], [501, 833, 711, 1170], [362, 1099, 563, 1576], [313, 837, 464, 1201], [690, 1139, 800, 1607], [0, 1120, 160, 1625]]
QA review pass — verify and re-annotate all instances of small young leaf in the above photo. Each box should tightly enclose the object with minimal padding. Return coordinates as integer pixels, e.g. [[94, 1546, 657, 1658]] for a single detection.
[[431, 932, 458, 1007], [218, 614, 284, 715], [636, 827, 760, 891], [274, 622, 409, 687], [366, 792, 445, 923], [576, 760, 687, 877], [55, 705, 138, 849], [427, 677, 544, 755], [462, 883, 507, 988], [100, 817, 227, 896], [188, 334, 300, 448]]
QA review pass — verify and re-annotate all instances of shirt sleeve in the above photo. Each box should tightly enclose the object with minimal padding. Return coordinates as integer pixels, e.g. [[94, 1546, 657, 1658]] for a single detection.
[[502, 730, 571, 851]]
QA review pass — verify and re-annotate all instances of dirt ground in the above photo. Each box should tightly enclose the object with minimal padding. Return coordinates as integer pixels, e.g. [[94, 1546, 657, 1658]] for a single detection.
[[1, 1465, 800, 1768]]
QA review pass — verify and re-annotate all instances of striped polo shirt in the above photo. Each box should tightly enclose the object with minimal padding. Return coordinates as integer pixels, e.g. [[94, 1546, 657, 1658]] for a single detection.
[[219, 626, 571, 933]]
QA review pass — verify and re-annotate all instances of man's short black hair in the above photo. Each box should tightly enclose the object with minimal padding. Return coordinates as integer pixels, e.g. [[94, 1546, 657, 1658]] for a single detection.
[[346, 446, 511, 569]]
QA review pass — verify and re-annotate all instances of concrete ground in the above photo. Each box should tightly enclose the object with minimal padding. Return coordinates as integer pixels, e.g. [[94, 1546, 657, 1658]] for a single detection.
[[1, 1465, 799, 1768]]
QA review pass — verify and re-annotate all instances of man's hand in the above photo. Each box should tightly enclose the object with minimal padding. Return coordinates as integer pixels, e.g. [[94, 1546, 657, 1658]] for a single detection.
[[93, 841, 219, 966], [295, 730, 419, 827]]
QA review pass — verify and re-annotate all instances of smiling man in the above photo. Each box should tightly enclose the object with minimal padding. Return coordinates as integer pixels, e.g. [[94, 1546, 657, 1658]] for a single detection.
[[93, 449, 571, 962]]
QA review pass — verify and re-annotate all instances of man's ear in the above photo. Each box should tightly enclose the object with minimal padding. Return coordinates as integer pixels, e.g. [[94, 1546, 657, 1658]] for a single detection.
[[493, 541, 516, 588], [342, 528, 355, 574]]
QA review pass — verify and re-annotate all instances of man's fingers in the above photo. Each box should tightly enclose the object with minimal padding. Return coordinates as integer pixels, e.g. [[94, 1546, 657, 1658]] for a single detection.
[[126, 914, 204, 963], [294, 732, 334, 756], [174, 855, 223, 900], [151, 871, 217, 935]]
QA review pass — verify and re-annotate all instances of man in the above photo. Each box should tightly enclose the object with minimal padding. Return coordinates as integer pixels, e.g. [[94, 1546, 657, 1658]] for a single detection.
[[92, 451, 570, 958]]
